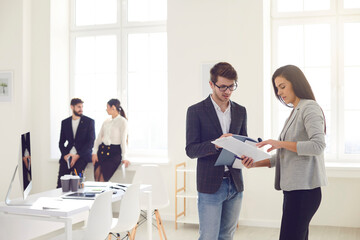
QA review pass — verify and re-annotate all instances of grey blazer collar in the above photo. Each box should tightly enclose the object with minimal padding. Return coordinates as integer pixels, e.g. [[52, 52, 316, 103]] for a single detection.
[[280, 99, 305, 140]]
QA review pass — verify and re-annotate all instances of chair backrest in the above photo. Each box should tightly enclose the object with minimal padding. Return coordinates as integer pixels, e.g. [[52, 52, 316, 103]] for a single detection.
[[111, 183, 141, 232], [132, 164, 169, 209], [82, 190, 113, 240]]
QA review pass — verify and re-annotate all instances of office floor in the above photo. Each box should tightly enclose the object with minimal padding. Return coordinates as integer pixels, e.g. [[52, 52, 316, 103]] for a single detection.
[[34, 220, 360, 239], [130, 221, 360, 240]]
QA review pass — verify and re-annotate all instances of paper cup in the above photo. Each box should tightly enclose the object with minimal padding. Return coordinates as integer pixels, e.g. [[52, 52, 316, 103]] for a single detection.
[[70, 175, 80, 192], [60, 175, 71, 192]]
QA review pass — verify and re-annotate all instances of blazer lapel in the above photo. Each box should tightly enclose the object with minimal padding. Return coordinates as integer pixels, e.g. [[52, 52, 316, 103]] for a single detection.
[[204, 96, 223, 136], [280, 101, 303, 140], [229, 101, 239, 133], [74, 117, 84, 140], [66, 117, 74, 140]]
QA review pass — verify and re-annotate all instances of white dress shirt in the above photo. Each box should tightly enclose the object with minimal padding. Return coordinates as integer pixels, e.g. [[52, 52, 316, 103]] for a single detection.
[[70, 118, 80, 155], [93, 115, 128, 160], [210, 95, 231, 171]]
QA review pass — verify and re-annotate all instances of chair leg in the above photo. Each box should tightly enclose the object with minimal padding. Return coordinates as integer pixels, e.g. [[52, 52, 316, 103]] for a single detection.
[[130, 224, 137, 239], [127, 231, 132, 240], [155, 209, 167, 240], [154, 210, 163, 240], [108, 233, 112, 240], [157, 210, 167, 240]]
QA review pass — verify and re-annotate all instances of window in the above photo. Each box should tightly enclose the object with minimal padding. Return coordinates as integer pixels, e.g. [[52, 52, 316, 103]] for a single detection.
[[271, 0, 360, 162], [69, 0, 168, 162]]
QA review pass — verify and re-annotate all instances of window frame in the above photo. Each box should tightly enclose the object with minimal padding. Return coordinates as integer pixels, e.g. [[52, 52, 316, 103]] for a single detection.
[[271, 0, 360, 163], [69, 0, 168, 163]]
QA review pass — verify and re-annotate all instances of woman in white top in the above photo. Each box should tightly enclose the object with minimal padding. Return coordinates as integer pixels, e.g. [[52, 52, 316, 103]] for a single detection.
[[92, 99, 130, 182]]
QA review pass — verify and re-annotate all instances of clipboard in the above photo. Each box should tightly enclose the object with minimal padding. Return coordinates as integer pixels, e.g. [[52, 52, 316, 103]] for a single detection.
[[212, 135, 268, 168]]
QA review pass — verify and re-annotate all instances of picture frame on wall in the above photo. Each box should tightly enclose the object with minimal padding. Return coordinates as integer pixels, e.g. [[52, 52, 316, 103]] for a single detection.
[[0, 71, 13, 102]]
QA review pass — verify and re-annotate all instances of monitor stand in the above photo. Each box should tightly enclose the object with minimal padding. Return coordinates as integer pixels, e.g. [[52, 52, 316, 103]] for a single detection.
[[5, 165, 33, 206]]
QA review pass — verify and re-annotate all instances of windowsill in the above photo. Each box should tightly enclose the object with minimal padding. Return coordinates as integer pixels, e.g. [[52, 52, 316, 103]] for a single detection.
[[326, 162, 360, 178], [128, 156, 169, 165]]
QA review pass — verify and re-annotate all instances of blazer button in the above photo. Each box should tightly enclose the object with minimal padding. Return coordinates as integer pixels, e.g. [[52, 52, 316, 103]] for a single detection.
[[101, 151, 104, 155], [102, 146, 104, 149], [108, 147, 110, 149], [107, 153, 110, 156]]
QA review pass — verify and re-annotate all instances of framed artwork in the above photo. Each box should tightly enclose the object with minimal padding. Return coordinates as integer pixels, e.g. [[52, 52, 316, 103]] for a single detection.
[[0, 71, 13, 102]]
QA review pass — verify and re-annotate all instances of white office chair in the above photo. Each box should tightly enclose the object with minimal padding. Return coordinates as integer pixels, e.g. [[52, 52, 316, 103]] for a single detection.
[[51, 191, 113, 240], [132, 164, 169, 240], [108, 183, 140, 240]]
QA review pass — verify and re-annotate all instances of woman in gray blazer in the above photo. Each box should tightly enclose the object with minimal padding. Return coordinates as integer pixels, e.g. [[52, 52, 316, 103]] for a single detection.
[[249, 65, 327, 240]]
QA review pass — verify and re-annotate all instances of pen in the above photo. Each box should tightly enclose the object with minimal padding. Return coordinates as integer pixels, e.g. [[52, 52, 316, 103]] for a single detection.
[[74, 168, 78, 176]]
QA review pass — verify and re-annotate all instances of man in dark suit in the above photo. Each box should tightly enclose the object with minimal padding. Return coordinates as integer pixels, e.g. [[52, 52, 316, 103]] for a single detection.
[[186, 62, 253, 240], [56, 98, 95, 188]]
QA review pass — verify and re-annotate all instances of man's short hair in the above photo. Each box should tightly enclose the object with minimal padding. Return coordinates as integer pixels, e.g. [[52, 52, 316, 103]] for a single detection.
[[70, 98, 84, 106], [210, 62, 238, 83]]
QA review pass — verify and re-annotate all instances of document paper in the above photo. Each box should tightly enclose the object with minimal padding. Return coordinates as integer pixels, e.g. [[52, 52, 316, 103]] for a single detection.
[[212, 136, 270, 169]]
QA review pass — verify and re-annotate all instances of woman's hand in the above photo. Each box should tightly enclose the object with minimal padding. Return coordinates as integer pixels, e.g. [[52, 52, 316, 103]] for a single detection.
[[92, 154, 98, 166], [122, 160, 130, 168], [256, 139, 282, 152], [241, 155, 254, 168]]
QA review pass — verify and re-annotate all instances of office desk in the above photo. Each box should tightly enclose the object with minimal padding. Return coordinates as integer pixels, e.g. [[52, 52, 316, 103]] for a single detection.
[[0, 183, 152, 240]]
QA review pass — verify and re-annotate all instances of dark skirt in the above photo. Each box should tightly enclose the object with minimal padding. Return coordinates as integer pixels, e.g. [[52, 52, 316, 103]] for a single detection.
[[95, 143, 122, 181]]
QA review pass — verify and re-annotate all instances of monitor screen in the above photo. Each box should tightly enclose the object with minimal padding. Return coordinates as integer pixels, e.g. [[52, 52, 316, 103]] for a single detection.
[[20, 132, 32, 199]]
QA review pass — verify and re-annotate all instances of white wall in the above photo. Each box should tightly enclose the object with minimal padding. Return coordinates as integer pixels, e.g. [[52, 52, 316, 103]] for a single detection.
[[0, 0, 31, 200], [1, 0, 360, 230]]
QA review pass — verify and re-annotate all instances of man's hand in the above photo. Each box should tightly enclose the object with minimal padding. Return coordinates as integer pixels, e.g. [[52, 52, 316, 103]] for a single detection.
[[215, 133, 233, 149], [241, 155, 254, 168], [64, 154, 71, 161], [122, 160, 130, 168], [70, 154, 80, 168], [92, 154, 98, 166]]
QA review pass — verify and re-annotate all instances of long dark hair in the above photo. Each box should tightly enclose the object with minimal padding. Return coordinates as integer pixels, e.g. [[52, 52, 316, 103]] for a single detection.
[[272, 65, 326, 133], [107, 99, 127, 119]]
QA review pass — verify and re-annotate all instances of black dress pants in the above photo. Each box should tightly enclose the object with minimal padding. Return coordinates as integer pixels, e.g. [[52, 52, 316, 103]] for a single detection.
[[279, 187, 322, 240]]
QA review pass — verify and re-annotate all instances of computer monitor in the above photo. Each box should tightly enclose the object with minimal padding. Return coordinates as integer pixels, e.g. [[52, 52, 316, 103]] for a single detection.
[[5, 132, 33, 205], [20, 132, 32, 199]]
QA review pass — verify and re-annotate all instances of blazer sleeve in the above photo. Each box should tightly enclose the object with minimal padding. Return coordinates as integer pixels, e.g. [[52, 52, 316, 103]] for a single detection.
[[185, 107, 218, 159], [77, 119, 95, 158], [119, 118, 128, 160], [93, 121, 105, 154], [297, 102, 326, 156], [269, 154, 277, 168], [59, 120, 67, 156]]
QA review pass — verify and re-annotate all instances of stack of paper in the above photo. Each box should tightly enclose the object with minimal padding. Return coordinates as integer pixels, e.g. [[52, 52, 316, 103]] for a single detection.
[[212, 136, 271, 169]]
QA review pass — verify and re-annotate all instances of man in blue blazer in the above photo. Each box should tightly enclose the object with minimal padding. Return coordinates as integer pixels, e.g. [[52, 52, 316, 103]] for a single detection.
[[186, 62, 248, 240], [56, 98, 95, 188]]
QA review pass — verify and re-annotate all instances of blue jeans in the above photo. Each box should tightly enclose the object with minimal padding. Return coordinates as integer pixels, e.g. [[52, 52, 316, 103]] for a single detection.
[[198, 178, 243, 240]]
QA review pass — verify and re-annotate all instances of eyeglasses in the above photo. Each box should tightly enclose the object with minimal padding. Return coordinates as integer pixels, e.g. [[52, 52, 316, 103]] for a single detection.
[[212, 81, 238, 92]]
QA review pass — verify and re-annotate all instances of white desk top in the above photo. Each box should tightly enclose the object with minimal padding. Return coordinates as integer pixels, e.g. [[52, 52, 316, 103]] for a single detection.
[[0, 182, 151, 218]]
